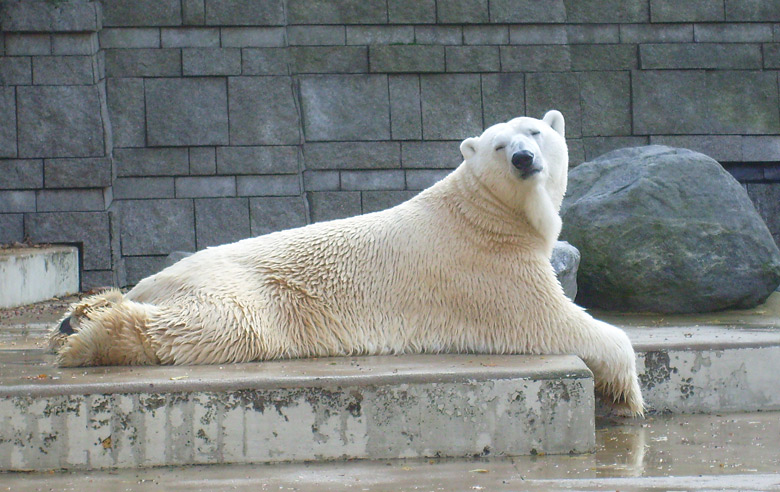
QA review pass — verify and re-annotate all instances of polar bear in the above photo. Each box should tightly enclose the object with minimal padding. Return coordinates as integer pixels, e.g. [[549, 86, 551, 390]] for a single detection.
[[51, 111, 644, 415]]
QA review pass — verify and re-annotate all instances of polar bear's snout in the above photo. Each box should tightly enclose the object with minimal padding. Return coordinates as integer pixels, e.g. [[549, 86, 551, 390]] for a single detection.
[[511, 150, 540, 177]]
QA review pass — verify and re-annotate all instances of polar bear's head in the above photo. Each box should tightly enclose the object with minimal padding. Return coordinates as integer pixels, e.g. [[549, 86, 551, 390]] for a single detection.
[[459, 110, 568, 212]]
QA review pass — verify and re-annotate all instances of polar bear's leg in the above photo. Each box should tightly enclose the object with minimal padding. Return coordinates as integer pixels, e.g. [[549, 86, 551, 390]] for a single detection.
[[556, 310, 645, 416]]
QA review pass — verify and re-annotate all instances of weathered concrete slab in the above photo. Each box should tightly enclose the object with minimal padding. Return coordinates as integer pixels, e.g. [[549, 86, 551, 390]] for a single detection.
[[599, 292, 780, 414], [0, 353, 594, 471], [0, 246, 79, 309]]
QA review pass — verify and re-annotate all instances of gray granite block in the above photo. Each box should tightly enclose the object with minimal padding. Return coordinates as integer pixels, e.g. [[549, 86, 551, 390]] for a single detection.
[[17, 85, 105, 158], [765, 44, 780, 69], [649, 135, 743, 162], [25, 211, 112, 269], [525, 73, 582, 138], [509, 25, 568, 44], [114, 147, 189, 177], [580, 136, 649, 161], [290, 46, 368, 73], [0, 57, 32, 85], [579, 71, 631, 137], [161, 28, 219, 47], [370, 45, 445, 73], [489, 0, 566, 22], [570, 44, 637, 70], [220, 28, 286, 47], [304, 142, 400, 170], [361, 190, 417, 213], [633, 70, 780, 134], [340, 170, 405, 191], [175, 176, 236, 198], [401, 141, 461, 169], [1, 0, 101, 32], [36, 189, 107, 212], [641, 43, 762, 69], [414, 26, 463, 45], [189, 147, 216, 175], [650, 0, 724, 22], [99, 28, 160, 49], [480, 73, 524, 127], [52, 33, 99, 55], [0, 88, 17, 158], [44, 158, 112, 188], [499, 46, 571, 72], [113, 177, 175, 199], [102, 0, 182, 27], [124, 256, 167, 285], [104, 48, 181, 77], [565, 25, 620, 44], [32, 56, 95, 85], [406, 169, 451, 190], [289, 26, 346, 46], [4, 33, 51, 56], [303, 170, 340, 191], [436, 0, 488, 23], [249, 196, 308, 235], [564, 0, 649, 22], [217, 146, 300, 175], [237, 175, 301, 196], [194, 197, 250, 249], [742, 136, 780, 161], [120, 200, 195, 256], [445, 46, 499, 72], [694, 23, 773, 42], [0, 160, 42, 189], [204, 0, 285, 26], [106, 78, 145, 148], [389, 75, 421, 140], [145, 77, 229, 146], [0, 191, 35, 213], [463, 25, 508, 44], [619, 24, 693, 43], [725, 1, 780, 21], [241, 48, 290, 75], [307, 191, 361, 222], [287, 0, 387, 24], [346, 26, 413, 45], [183, 48, 241, 75], [421, 74, 482, 140], [746, 183, 780, 247], [182, 0, 206, 25], [299, 75, 390, 141], [0, 214, 24, 243], [81, 269, 116, 289], [228, 77, 300, 145], [388, 0, 436, 23]]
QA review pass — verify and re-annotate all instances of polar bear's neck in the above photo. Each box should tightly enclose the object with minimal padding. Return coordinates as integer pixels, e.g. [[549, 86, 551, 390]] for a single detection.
[[424, 166, 560, 255]]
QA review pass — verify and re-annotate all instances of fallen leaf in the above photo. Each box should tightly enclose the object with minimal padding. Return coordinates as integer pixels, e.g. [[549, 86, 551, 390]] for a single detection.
[[170, 375, 188, 381], [469, 469, 489, 473], [101, 436, 112, 449]]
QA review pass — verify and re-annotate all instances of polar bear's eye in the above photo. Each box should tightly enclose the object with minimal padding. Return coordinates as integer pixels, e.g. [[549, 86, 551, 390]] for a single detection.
[[530, 130, 541, 136], [495, 144, 506, 151]]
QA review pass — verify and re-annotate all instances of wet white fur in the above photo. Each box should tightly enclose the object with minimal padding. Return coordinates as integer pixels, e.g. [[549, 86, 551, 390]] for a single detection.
[[53, 111, 644, 415]]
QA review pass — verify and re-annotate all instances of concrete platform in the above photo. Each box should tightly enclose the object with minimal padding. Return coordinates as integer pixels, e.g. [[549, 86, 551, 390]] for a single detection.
[[3, 411, 779, 491], [0, 353, 595, 471], [1, 292, 779, 472], [0, 246, 79, 309]]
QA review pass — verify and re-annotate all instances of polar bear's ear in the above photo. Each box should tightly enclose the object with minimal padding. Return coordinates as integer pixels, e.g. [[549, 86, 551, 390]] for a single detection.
[[460, 137, 478, 160], [543, 110, 565, 137]]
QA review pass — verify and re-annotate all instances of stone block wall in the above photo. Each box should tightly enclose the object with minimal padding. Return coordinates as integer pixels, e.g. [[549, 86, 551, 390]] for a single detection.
[[2, 0, 780, 287]]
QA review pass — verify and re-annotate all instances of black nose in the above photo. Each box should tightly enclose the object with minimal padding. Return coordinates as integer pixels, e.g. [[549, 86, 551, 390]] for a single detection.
[[59, 316, 74, 335], [511, 150, 535, 170]]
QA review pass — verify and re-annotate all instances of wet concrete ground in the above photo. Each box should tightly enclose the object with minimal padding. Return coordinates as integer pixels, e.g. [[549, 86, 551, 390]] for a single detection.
[[2, 411, 779, 491]]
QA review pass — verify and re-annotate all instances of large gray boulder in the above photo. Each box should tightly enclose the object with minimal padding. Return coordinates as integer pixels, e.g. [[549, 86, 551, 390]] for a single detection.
[[551, 241, 580, 301], [560, 146, 780, 314]]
